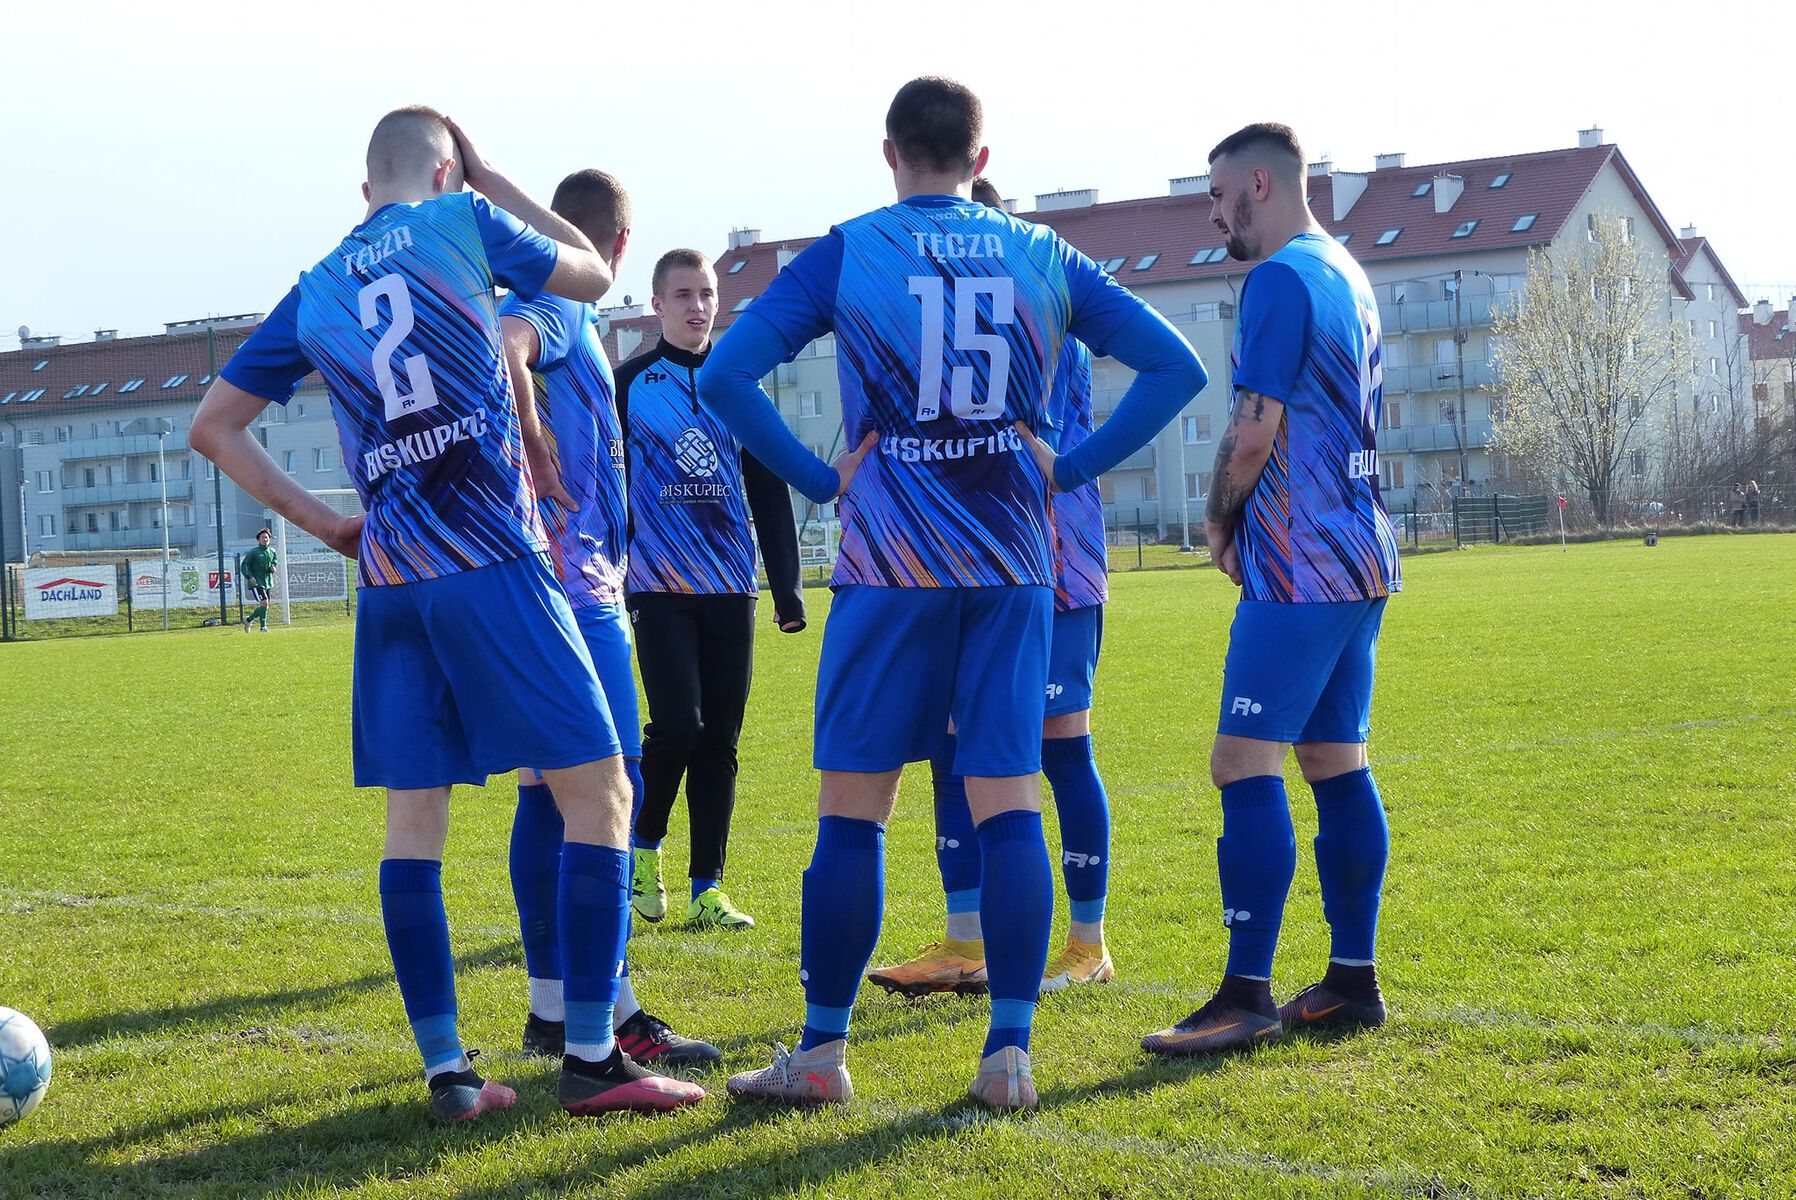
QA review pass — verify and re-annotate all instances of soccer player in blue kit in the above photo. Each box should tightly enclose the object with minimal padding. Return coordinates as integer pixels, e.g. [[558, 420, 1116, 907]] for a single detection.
[[869, 177, 1121, 1000], [701, 77, 1207, 1109], [499, 170, 719, 1079], [192, 109, 698, 1120], [1140, 123, 1403, 1058]]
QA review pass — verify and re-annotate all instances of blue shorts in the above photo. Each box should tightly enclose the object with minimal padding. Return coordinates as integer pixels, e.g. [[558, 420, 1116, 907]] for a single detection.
[[577, 603, 641, 759], [1045, 604, 1103, 717], [815, 585, 1052, 777], [1217, 598, 1387, 744], [352, 553, 621, 789]]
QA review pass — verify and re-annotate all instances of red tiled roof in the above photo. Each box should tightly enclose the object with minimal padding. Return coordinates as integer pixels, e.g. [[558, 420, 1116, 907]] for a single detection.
[[1674, 236, 1749, 308], [0, 324, 274, 416], [697, 144, 1690, 308], [1742, 309, 1795, 362]]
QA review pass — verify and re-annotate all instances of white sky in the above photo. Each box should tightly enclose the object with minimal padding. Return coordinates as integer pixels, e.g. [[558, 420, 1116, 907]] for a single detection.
[[4, 0, 1793, 349]]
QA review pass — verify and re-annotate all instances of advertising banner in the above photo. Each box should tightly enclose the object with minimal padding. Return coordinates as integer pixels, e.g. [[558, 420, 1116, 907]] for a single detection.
[[797, 519, 840, 568], [284, 555, 348, 603], [23, 567, 118, 620], [129, 558, 232, 610]]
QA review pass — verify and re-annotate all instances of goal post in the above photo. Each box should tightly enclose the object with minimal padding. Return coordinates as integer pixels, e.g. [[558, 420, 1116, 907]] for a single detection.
[[271, 488, 362, 626]]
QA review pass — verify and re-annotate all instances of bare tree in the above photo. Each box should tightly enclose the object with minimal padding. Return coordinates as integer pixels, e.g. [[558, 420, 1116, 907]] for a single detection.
[[1491, 214, 1687, 526]]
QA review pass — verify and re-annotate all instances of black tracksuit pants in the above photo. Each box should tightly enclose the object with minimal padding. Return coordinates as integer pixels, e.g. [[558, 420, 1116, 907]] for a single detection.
[[629, 590, 758, 882]]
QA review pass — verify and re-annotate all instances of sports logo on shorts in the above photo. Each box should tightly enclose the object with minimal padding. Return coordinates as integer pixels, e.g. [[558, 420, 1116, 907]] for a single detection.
[[1046, 682, 1065, 700], [1229, 696, 1264, 716], [674, 428, 720, 478]]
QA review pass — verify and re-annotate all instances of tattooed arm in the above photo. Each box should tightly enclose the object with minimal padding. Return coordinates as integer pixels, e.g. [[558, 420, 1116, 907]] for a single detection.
[[1204, 389, 1285, 585]]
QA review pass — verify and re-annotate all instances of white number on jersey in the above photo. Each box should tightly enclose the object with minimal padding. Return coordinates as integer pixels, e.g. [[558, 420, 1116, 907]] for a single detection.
[[908, 275, 1015, 422], [358, 275, 442, 422]]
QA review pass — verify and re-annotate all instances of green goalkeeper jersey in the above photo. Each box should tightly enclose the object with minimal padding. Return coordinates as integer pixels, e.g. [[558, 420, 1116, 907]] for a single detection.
[[243, 544, 277, 588]]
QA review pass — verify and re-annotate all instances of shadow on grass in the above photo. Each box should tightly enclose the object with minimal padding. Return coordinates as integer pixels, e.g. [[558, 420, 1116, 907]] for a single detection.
[[46, 942, 522, 1051]]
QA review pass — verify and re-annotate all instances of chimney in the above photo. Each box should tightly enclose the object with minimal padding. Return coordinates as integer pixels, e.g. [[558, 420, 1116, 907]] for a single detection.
[[1432, 173, 1465, 214], [1373, 152, 1406, 170], [1332, 171, 1369, 221], [1307, 159, 1333, 177], [20, 334, 61, 348], [776, 248, 798, 270], [1578, 126, 1605, 149], [94, 329, 117, 341], [727, 227, 762, 250], [1000, 198, 1018, 214], [1754, 300, 1773, 325], [164, 314, 261, 334], [1169, 173, 1210, 197], [1035, 188, 1098, 211], [1679, 224, 1699, 240]]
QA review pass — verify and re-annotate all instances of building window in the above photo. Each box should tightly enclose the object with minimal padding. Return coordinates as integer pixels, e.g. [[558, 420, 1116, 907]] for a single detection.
[[39, 514, 56, 537], [1140, 474, 1157, 502], [1099, 257, 1127, 273], [1376, 228, 1402, 246], [1412, 181, 1431, 198], [83, 467, 96, 488], [1385, 400, 1402, 429], [1708, 321, 1719, 339], [56, 425, 72, 442], [1451, 220, 1478, 239], [1629, 449, 1646, 477], [728, 260, 747, 274], [162, 374, 189, 389], [1133, 253, 1160, 271], [62, 385, 89, 400], [205, 459, 217, 480], [119, 378, 145, 393], [1382, 458, 1406, 489], [108, 511, 121, 532], [20, 388, 46, 403], [1098, 475, 1115, 504], [314, 447, 331, 472], [731, 297, 755, 312], [1182, 414, 1211, 443], [1188, 247, 1227, 266], [283, 450, 297, 474], [1334, 233, 1351, 245], [85, 512, 100, 534], [1709, 357, 1718, 376], [32, 360, 48, 371], [24, 429, 43, 445], [797, 392, 822, 417], [36, 470, 53, 492], [89, 382, 107, 397], [295, 403, 305, 417], [1489, 172, 1511, 189]]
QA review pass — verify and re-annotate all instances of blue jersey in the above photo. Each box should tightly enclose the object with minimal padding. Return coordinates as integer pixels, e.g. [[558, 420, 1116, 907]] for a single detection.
[[1045, 339, 1106, 612], [740, 195, 1146, 588], [222, 193, 560, 586], [1231, 233, 1402, 603], [500, 292, 627, 608], [617, 340, 759, 595]]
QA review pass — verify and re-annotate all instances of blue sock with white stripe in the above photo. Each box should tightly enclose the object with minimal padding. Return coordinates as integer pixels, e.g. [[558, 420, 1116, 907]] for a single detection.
[[977, 810, 1052, 1055], [559, 841, 630, 1062], [1311, 767, 1389, 963], [378, 858, 465, 1078], [509, 781, 564, 1018], [1217, 776, 1297, 980], [931, 740, 983, 941], [1042, 735, 1110, 939], [799, 816, 885, 1051]]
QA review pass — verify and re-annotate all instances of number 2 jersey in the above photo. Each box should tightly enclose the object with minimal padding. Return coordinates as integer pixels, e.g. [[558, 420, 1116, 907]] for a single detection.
[[740, 195, 1147, 589], [220, 192, 560, 587]]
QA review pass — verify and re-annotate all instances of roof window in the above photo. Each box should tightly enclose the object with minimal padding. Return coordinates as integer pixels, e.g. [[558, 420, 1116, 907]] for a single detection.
[[119, 378, 146, 393], [1452, 220, 1479, 239], [1133, 253, 1161, 271], [1489, 172, 1512, 189], [1512, 213, 1538, 232], [1376, 228, 1402, 246], [162, 374, 189, 388], [1412, 182, 1431, 198], [728, 260, 748, 274]]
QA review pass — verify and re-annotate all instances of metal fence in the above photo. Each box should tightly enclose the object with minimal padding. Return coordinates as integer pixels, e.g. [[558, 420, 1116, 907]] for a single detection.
[[0, 553, 356, 642]]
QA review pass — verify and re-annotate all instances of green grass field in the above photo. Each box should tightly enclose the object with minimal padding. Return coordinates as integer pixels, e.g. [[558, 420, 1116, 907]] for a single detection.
[[2, 536, 1794, 1199]]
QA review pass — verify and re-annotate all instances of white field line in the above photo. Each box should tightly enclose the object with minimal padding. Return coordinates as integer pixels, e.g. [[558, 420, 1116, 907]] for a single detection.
[[7, 886, 1776, 1055]]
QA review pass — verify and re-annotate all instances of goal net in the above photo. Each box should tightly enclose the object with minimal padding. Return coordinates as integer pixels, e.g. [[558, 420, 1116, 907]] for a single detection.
[[270, 488, 362, 625]]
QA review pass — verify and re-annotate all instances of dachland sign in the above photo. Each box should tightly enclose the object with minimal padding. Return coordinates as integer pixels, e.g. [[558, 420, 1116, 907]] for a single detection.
[[24, 568, 118, 620]]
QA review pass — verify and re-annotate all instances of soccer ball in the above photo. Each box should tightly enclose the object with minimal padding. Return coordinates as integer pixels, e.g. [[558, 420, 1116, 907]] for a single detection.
[[0, 1007, 52, 1124]]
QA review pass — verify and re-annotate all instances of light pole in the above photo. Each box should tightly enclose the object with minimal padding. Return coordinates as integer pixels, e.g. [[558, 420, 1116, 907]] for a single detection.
[[156, 418, 172, 631], [1176, 419, 1192, 550]]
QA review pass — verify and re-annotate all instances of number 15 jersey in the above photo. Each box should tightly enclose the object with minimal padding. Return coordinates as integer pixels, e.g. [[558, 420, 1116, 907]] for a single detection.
[[221, 192, 561, 586], [741, 195, 1147, 588]]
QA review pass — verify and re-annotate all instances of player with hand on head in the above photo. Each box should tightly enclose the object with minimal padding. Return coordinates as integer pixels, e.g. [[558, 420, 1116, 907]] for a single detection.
[[1140, 123, 1402, 1058], [616, 248, 807, 932], [191, 108, 700, 1121], [701, 77, 1206, 1110], [500, 169, 720, 1072], [868, 176, 1121, 1001]]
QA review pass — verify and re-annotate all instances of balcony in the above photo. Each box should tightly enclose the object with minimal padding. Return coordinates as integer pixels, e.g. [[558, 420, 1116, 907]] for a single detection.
[[61, 479, 194, 506], [1378, 417, 1496, 454], [1382, 359, 1496, 394], [1378, 292, 1516, 335], [60, 434, 189, 462], [1112, 445, 1156, 472], [62, 526, 200, 552]]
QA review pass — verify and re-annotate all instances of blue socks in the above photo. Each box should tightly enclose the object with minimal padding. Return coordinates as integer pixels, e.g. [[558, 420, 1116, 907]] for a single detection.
[[1042, 735, 1110, 932], [931, 740, 983, 941], [1311, 767, 1389, 963], [379, 858, 464, 1077], [977, 810, 1052, 1055], [691, 876, 718, 900], [1217, 776, 1297, 980], [799, 816, 885, 1050], [559, 841, 631, 1061], [509, 782, 563, 1000]]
